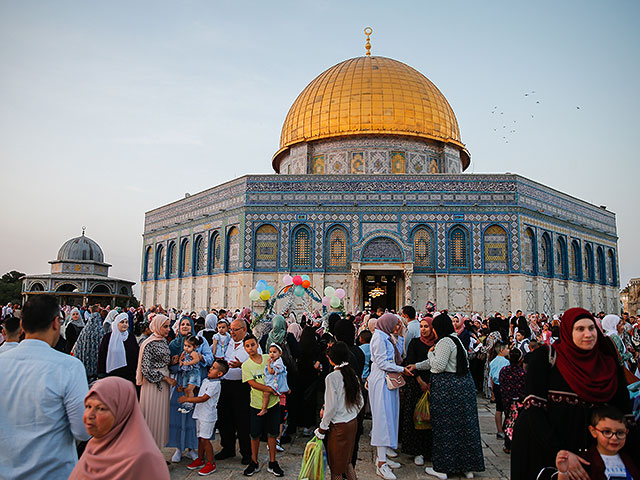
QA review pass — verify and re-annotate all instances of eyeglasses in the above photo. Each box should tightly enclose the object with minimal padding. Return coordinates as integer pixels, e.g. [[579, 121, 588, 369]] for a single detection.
[[230, 327, 246, 332], [593, 427, 627, 440]]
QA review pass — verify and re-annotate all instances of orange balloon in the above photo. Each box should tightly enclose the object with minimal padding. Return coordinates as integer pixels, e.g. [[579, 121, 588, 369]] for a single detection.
[[301, 280, 311, 289]]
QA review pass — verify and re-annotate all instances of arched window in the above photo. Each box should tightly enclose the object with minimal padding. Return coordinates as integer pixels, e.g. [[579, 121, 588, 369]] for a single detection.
[[255, 224, 278, 270], [596, 246, 606, 285], [522, 228, 536, 274], [168, 241, 177, 276], [412, 227, 434, 271], [448, 226, 469, 270], [179, 239, 191, 277], [483, 225, 508, 272], [540, 233, 552, 276], [144, 246, 153, 281], [326, 226, 349, 270], [570, 241, 581, 280], [292, 226, 312, 270], [556, 237, 567, 278], [155, 244, 165, 279], [226, 227, 240, 271], [607, 249, 616, 285], [194, 236, 205, 273], [208, 232, 221, 273], [584, 244, 594, 282], [30, 282, 45, 292]]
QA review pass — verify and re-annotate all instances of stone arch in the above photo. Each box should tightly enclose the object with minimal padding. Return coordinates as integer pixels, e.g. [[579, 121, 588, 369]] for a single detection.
[[155, 244, 165, 280], [208, 231, 221, 273], [167, 241, 177, 276], [607, 249, 616, 285], [361, 236, 403, 262], [92, 284, 111, 294], [411, 225, 434, 271], [179, 238, 191, 277], [522, 227, 537, 274], [540, 232, 553, 277], [194, 235, 205, 273], [56, 282, 81, 293], [225, 226, 240, 272], [570, 240, 582, 281], [448, 225, 470, 271], [555, 236, 568, 279], [30, 282, 45, 292], [325, 224, 350, 271], [596, 246, 606, 285], [584, 243, 594, 282], [143, 246, 153, 281]]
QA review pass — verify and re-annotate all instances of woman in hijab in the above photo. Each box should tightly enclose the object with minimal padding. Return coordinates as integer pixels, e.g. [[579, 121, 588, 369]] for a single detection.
[[73, 308, 106, 382], [296, 326, 323, 436], [62, 307, 84, 354], [287, 321, 303, 342], [137, 314, 177, 449], [198, 313, 218, 345], [69, 376, 169, 480], [369, 313, 413, 480], [410, 314, 484, 479], [102, 309, 119, 334], [399, 316, 436, 466], [167, 315, 213, 463], [97, 312, 139, 384], [602, 314, 633, 366], [452, 314, 472, 350], [511, 308, 634, 480], [481, 317, 504, 399]]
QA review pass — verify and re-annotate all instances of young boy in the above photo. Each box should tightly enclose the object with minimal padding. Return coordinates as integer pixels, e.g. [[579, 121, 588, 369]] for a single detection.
[[211, 319, 231, 361], [489, 342, 510, 439], [556, 405, 639, 479], [241, 334, 284, 477], [178, 359, 228, 476]]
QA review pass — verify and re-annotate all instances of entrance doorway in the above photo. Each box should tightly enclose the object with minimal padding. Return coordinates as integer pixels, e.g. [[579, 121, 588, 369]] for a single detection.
[[362, 272, 398, 312]]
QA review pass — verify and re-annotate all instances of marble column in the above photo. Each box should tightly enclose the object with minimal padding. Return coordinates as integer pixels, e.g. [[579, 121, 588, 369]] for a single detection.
[[351, 263, 361, 312], [403, 264, 413, 306]]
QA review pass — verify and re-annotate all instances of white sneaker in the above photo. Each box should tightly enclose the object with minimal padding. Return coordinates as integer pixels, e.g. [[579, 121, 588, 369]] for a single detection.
[[386, 448, 398, 458], [464, 473, 474, 479], [376, 463, 397, 480], [425, 467, 448, 479], [171, 448, 182, 463], [414, 455, 424, 466], [186, 449, 198, 461], [386, 458, 401, 469]]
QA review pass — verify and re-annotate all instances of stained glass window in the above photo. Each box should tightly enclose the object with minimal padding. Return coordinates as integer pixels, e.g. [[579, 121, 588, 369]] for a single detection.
[[226, 227, 240, 271], [449, 227, 468, 269], [540, 233, 552, 276], [556, 238, 567, 278], [293, 227, 311, 269], [597, 247, 606, 284], [168, 242, 177, 276], [194, 236, 205, 272], [180, 239, 191, 276], [523, 228, 535, 273], [255, 224, 278, 270], [156, 245, 165, 279], [144, 247, 153, 280], [327, 227, 349, 270], [483, 225, 508, 271], [570, 241, 580, 280], [607, 250, 616, 285], [209, 233, 221, 272], [413, 227, 433, 269], [584, 244, 594, 282]]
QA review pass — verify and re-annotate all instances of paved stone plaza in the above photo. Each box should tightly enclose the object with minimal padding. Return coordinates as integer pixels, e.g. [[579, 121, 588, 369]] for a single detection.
[[164, 395, 510, 480]]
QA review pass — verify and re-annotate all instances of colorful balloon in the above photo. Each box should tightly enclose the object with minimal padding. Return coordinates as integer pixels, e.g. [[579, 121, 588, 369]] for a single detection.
[[324, 286, 335, 297], [301, 280, 311, 289], [267, 285, 276, 295], [294, 285, 305, 297], [330, 296, 341, 308], [301, 274, 310, 282], [256, 280, 268, 292], [292, 275, 303, 286], [335, 288, 346, 299], [322, 296, 331, 306], [282, 275, 293, 285], [249, 289, 260, 301], [260, 290, 271, 301]]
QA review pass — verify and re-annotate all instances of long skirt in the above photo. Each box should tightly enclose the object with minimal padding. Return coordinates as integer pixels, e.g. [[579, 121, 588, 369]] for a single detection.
[[327, 418, 358, 475], [399, 379, 432, 459], [431, 372, 485, 474], [167, 387, 198, 451], [140, 374, 171, 449]]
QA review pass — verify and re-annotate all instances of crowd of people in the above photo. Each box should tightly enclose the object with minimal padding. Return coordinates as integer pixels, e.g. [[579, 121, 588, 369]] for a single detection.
[[0, 295, 638, 479]]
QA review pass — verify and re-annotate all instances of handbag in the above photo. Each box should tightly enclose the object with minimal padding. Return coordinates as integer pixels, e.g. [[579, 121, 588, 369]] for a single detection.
[[385, 372, 405, 390]]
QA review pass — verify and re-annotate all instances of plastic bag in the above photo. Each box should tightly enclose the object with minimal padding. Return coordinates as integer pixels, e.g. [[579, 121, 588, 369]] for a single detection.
[[413, 389, 431, 430], [298, 435, 326, 480]]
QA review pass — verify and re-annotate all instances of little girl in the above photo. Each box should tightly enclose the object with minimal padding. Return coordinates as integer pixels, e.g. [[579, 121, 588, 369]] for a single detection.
[[540, 323, 552, 345], [258, 343, 289, 416], [178, 335, 203, 414], [211, 319, 231, 360]]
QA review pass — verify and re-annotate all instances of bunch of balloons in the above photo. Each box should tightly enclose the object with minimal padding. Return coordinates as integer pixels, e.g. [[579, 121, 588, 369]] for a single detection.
[[282, 274, 312, 297], [322, 286, 346, 308], [249, 280, 276, 302]]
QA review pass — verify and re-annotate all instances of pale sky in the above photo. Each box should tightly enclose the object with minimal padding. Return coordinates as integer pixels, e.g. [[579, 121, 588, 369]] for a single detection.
[[1, 0, 638, 297]]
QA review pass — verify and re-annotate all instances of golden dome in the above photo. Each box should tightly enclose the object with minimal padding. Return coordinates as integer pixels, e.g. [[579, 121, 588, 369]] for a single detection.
[[273, 55, 469, 171]]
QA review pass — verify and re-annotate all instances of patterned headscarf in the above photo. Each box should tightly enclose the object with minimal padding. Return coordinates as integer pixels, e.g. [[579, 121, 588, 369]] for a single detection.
[[72, 312, 105, 378]]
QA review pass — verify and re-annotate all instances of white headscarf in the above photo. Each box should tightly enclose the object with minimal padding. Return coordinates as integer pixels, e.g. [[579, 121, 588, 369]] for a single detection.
[[106, 313, 130, 373], [61, 308, 83, 340], [602, 314, 621, 337], [103, 309, 119, 333]]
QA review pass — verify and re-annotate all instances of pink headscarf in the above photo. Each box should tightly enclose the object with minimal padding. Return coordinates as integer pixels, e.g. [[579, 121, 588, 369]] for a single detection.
[[68, 377, 169, 480], [287, 322, 303, 341], [375, 313, 402, 365], [135, 314, 169, 386]]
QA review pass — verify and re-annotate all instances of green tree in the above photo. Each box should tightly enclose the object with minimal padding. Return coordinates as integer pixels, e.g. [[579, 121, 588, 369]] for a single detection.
[[0, 271, 25, 305]]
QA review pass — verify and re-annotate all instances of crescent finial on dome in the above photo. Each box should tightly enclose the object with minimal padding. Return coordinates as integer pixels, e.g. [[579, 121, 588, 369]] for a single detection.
[[364, 27, 373, 56]]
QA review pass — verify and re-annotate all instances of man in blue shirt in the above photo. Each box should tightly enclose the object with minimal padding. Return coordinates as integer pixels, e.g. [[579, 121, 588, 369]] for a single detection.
[[401, 305, 420, 359], [0, 295, 90, 479]]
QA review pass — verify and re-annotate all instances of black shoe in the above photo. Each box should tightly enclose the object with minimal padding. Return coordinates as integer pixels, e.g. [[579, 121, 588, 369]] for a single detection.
[[496, 432, 505, 439], [243, 461, 260, 476], [267, 461, 284, 477], [279, 434, 292, 445], [215, 449, 236, 460], [241, 456, 252, 465]]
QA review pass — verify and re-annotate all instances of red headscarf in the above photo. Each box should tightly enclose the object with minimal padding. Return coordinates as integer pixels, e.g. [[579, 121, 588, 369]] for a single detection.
[[554, 307, 618, 403], [419, 316, 437, 347], [69, 377, 169, 480]]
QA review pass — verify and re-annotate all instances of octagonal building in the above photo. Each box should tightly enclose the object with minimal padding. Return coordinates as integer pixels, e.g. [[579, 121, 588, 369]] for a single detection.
[[140, 49, 619, 315]]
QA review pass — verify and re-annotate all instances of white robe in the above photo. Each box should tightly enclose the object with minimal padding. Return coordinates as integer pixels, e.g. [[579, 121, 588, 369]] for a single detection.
[[368, 329, 404, 448]]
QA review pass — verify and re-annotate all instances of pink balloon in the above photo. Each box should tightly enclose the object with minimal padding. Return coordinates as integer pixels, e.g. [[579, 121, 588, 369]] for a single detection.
[[292, 275, 303, 286], [322, 296, 331, 306], [335, 288, 346, 299], [283, 275, 293, 285]]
